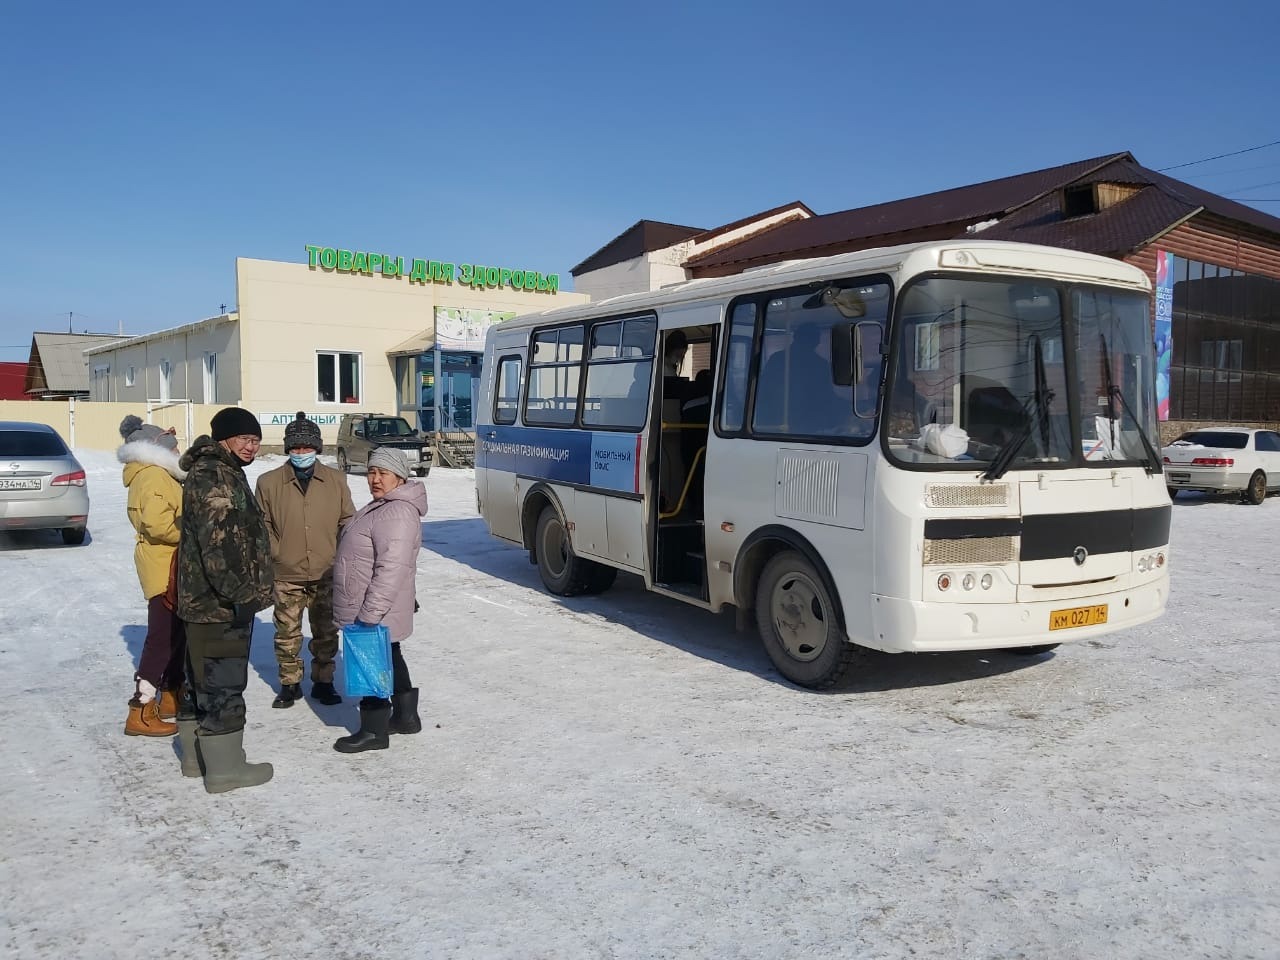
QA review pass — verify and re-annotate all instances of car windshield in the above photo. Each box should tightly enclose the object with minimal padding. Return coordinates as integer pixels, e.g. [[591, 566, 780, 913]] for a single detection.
[[0, 430, 68, 457], [1171, 431, 1249, 449], [884, 277, 1157, 472], [366, 418, 415, 438]]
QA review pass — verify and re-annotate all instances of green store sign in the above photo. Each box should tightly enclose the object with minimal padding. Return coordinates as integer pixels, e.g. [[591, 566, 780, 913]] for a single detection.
[[305, 244, 559, 294]]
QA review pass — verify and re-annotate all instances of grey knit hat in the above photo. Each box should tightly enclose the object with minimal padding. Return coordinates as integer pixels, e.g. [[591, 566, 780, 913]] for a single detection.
[[282, 412, 323, 453], [367, 446, 410, 479], [118, 414, 178, 451]]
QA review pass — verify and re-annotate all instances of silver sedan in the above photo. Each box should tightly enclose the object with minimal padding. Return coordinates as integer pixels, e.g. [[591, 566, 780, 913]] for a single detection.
[[0, 421, 91, 544]]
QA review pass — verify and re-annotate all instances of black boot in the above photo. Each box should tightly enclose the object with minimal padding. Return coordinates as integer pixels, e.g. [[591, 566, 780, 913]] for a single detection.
[[272, 683, 302, 709], [334, 701, 391, 753], [389, 688, 422, 735], [311, 681, 342, 706]]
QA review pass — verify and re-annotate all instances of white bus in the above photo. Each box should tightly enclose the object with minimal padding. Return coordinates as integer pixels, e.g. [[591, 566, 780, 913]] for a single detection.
[[476, 240, 1170, 687]]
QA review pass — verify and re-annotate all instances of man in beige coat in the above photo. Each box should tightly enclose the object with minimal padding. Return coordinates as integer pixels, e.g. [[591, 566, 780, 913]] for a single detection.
[[255, 413, 355, 708]]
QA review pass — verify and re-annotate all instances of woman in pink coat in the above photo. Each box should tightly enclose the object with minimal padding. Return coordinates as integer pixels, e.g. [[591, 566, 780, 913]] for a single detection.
[[331, 447, 427, 753]]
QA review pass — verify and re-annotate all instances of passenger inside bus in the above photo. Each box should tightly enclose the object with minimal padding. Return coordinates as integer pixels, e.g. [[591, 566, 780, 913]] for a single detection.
[[754, 323, 854, 435]]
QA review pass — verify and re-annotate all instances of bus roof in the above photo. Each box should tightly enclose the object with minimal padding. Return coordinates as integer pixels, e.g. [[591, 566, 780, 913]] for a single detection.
[[497, 239, 1152, 331]]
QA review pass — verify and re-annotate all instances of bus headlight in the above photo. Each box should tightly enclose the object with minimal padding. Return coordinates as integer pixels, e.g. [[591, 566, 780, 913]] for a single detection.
[[980, 573, 993, 590], [937, 573, 953, 591], [962, 574, 975, 591]]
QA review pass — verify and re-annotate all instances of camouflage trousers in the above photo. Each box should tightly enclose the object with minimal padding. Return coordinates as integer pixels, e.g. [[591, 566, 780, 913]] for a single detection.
[[272, 578, 339, 685], [184, 619, 253, 736]]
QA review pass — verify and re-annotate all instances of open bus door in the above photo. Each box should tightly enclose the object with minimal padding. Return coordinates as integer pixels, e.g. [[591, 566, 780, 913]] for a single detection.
[[652, 327, 713, 599]]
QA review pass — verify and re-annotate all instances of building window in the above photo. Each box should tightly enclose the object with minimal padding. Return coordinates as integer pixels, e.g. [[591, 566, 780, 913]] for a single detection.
[[317, 351, 361, 404], [203, 352, 218, 404], [125, 366, 136, 388], [1170, 256, 1280, 421]]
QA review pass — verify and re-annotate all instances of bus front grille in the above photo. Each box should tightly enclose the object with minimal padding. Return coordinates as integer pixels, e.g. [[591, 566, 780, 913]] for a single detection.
[[923, 535, 1018, 565], [925, 483, 1010, 508]]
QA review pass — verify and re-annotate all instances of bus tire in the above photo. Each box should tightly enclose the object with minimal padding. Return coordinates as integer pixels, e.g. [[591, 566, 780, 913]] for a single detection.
[[583, 564, 618, 595], [535, 505, 596, 597], [755, 550, 859, 689]]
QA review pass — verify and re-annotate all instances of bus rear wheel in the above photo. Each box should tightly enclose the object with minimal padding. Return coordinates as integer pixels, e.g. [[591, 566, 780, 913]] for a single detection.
[[535, 505, 612, 597], [755, 550, 859, 689]]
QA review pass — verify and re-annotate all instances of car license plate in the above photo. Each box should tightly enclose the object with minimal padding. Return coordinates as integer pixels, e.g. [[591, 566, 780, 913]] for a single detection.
[[0, 478, 41, 491], [1169, 472, 1190, 482], [1049, 604, 1108, 631]]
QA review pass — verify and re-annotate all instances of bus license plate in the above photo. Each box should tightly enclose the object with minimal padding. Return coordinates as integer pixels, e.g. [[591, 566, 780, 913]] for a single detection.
[[1049, 604, 1108, 631]]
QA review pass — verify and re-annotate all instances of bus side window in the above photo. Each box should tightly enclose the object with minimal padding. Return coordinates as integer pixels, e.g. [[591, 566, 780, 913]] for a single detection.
[[720, 302, 756, 431], [494, 355, 521, 425]]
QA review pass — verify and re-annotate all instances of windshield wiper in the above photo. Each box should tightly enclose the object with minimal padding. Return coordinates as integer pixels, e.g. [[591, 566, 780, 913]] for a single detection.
[[1098, 333, 1160, 474], [983, 335, 1054, 481]]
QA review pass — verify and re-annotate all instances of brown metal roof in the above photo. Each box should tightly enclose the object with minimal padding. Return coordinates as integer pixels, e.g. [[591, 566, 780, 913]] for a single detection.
[[683, 153, 1280, 271], [569, 219, 706, 277]]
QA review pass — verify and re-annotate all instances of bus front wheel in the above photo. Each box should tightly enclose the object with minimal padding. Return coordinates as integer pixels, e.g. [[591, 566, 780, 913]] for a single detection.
[[535, 505, 612, 597], [755, 550, 859, 689]]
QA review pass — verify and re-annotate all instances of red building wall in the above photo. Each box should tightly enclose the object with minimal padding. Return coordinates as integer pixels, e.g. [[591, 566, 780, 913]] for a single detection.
[[0, 362, 29, 400]]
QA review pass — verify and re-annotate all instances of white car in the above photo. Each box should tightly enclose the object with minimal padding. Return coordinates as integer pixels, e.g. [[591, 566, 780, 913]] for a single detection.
[[1162, 427, 1280, 504]]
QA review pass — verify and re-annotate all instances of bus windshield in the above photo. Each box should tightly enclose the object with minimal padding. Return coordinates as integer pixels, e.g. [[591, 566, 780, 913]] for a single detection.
[[884, 276, 1156, 471]]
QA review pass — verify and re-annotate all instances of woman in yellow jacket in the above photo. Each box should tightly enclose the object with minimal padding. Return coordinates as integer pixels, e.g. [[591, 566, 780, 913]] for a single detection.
[[118, 416, 188, 736]]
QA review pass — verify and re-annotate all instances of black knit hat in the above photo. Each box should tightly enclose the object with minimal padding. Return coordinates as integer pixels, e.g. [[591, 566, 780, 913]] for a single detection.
[[210, 406, 262, 442], [283, 412, 323, 453]]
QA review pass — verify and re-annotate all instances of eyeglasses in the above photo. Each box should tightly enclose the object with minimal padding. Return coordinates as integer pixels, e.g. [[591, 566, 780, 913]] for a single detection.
[[230, 435, 262, 446]]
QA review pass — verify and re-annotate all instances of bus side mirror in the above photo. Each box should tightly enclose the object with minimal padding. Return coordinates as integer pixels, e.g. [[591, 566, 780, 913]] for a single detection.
[[831, 324, 855, 386]]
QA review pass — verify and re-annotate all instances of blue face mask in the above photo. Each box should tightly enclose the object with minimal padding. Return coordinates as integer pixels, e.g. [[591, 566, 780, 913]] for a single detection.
[[289, 452, 317, 470]]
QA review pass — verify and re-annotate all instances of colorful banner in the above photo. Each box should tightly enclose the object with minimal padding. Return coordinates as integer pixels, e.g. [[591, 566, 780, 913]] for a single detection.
[[434, 307, 516, 351], [477, 425, 642, 494], [1154, 250, 1173, 421]]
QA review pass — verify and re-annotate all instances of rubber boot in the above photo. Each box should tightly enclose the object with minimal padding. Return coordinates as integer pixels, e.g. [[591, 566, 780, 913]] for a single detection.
[[125, 697, 177, 737], [334, 701, 391, 753], [389, 688, 422, 735], [310, 681, 342, 706], [272, 683, 302, 709], [196, 729, 273, 794], [175, 719, 203, 777]]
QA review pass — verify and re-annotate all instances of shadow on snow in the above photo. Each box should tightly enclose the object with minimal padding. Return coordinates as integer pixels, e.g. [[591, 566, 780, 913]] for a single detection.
[[418, 516, 1043, 694]]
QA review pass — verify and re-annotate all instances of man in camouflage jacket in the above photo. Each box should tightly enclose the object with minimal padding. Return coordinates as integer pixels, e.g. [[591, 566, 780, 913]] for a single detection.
[[175, 407, 275, 792]]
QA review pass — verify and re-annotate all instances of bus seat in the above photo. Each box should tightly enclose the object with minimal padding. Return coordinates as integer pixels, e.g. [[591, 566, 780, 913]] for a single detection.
[[967, 385, 1025, 447]]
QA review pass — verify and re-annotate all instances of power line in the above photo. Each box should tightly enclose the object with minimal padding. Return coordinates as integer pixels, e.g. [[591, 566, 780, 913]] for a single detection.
[[1222, 178, 1280, 193], [1157, 139, 1280, 172]]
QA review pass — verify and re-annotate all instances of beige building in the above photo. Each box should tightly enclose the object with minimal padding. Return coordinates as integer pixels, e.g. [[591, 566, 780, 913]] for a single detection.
[[85, 247, 587, 450]]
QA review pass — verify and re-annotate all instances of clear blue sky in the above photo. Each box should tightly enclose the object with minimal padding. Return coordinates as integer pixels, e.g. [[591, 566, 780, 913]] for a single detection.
[[2, 0, 1278, 360]]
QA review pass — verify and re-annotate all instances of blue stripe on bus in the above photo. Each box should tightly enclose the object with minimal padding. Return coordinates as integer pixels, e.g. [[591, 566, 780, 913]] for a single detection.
[[477, 425, 641, 494]]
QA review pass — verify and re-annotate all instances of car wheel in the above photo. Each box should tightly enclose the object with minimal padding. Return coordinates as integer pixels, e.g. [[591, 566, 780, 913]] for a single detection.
[[754, 550, 860, 688], [1167, 486, 1179, 501], [1245, 470, 1266, 505], [1003, 643, 1059, 656], [61, 527, 86, 546], [337, 450, 349, 474], [534, 505, 605, 597]]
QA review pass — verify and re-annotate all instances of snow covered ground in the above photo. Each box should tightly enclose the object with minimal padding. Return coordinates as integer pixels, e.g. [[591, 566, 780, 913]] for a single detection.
[[1, 448, 1277, 960]]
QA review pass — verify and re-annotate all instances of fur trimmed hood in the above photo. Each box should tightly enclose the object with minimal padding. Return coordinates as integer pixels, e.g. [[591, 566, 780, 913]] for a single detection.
[[118, 440, 187, 482]]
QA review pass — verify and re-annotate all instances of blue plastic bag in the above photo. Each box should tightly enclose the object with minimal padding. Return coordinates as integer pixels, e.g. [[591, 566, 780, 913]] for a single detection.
[[339, 623, 393, 699]]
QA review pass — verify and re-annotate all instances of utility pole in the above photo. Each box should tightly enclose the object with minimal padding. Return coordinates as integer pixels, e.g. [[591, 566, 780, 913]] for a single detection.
[[68, 311, 73, 333]]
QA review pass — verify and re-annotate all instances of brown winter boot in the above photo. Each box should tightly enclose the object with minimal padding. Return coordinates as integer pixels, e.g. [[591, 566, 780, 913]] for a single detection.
[[156, 688, 180, 721], [125, 697, 178, 737]]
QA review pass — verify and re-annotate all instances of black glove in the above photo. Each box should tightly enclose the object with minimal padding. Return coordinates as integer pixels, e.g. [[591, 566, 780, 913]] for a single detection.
[[231, 603, 257, 628]]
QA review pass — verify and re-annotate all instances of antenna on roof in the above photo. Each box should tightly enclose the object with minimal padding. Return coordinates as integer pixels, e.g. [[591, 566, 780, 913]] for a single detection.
[[220, 303, 227, 314]]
